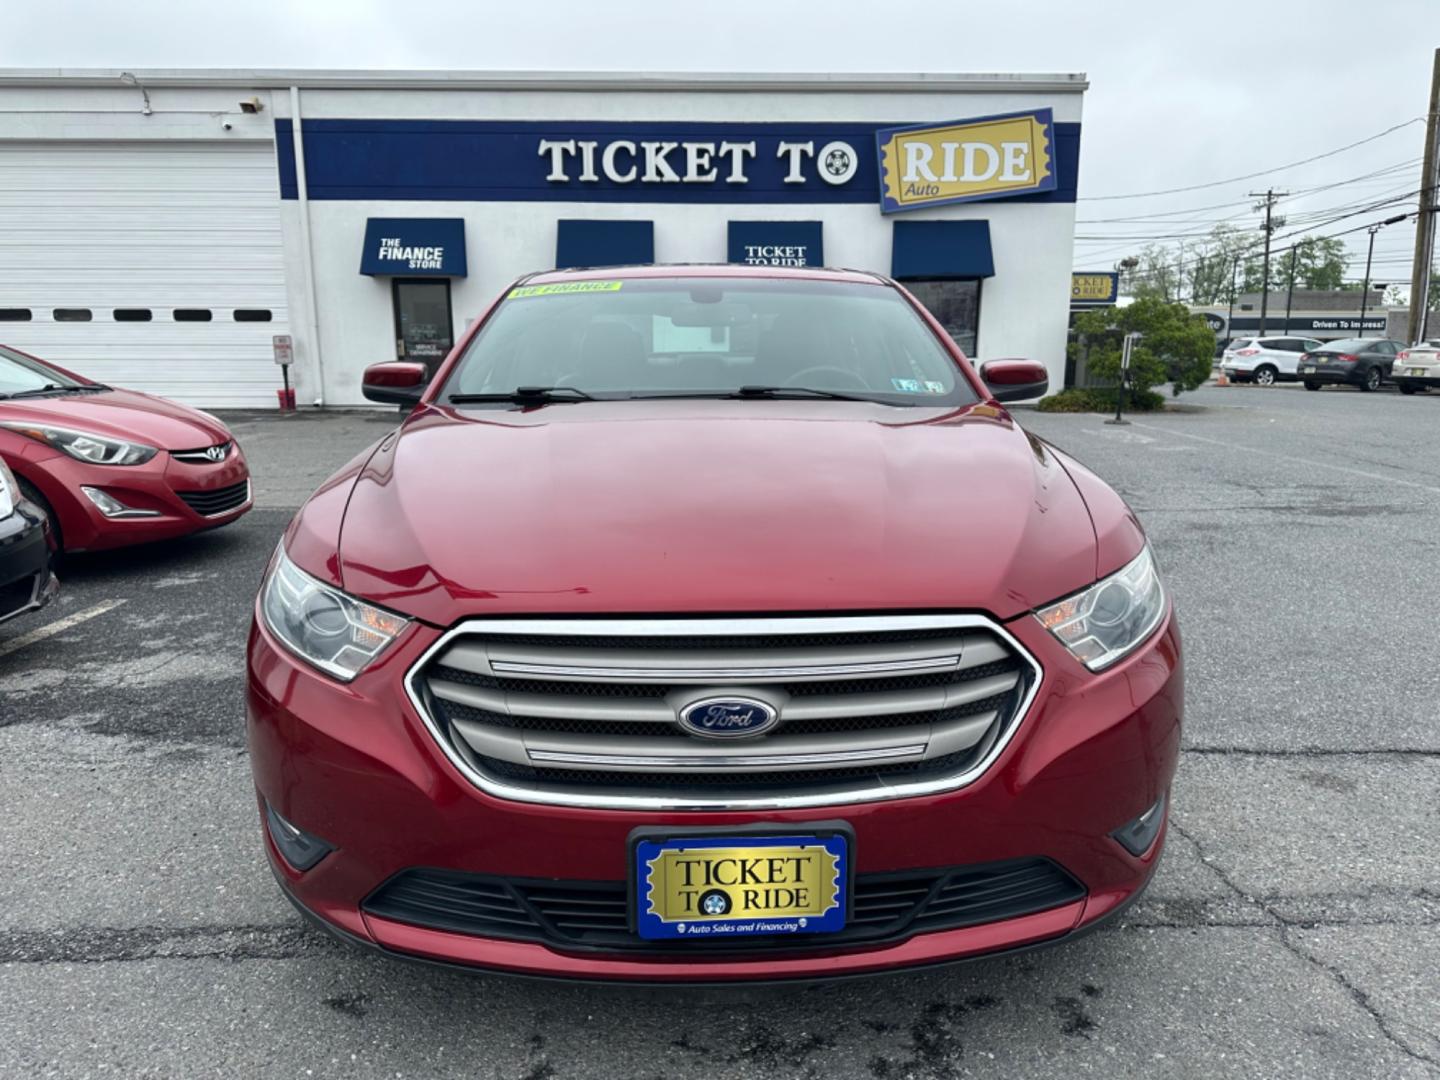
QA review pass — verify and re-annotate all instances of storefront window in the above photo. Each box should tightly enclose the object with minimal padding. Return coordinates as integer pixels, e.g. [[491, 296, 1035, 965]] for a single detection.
[[392, 278, 455, 375], [902, 280, 981, 357]]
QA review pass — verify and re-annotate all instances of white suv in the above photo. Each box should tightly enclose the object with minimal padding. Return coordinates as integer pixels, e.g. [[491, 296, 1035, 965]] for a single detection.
[[1221, 336, 1324, 385]]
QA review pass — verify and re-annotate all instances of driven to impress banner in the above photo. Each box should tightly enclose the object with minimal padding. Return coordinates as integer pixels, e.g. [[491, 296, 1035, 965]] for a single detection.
[[876, 109, 1057, 213]]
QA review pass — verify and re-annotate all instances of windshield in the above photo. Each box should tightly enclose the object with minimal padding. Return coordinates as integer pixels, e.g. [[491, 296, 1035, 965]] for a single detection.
[[1317, 338, 1372, 352], [0, 346, 85, 397], [438, 277, 977, 407]]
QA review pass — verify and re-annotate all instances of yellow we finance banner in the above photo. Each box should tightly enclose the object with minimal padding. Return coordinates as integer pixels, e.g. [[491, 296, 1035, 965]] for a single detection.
[[877, 109, 1056, 213]]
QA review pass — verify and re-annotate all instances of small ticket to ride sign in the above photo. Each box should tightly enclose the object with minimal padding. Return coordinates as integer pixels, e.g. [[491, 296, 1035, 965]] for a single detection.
[[634, 833, 849, 941]]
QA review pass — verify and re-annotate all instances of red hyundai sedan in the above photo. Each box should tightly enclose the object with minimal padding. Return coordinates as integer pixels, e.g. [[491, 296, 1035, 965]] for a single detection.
[[0, 345, 252, 552], [247, 266, 1181, 982]]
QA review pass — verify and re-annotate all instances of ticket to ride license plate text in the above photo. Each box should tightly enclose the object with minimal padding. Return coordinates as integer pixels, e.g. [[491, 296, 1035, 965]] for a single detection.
[[634, 834, 848, 940]]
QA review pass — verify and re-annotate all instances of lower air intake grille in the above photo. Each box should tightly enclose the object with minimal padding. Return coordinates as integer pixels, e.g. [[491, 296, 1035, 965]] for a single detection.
[[176, 479, 249, 516], [362, 858, 1086, 953]]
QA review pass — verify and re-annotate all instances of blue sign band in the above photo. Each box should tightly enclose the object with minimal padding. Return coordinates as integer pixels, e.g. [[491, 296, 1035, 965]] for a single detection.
[[276, 119, 1079, 206]]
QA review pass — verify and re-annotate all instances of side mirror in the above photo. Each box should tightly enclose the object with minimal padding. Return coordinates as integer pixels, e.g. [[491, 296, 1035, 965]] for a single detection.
[[979, 359, 1049, 404], [362, 362, 428, 405]]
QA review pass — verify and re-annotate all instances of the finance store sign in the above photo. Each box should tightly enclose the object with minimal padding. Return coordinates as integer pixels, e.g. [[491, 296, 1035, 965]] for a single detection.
[[277, 110, 1076, 215]]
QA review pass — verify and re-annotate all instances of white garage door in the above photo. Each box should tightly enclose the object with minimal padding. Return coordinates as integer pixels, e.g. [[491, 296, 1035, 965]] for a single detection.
[[0, 141, 289, 408]]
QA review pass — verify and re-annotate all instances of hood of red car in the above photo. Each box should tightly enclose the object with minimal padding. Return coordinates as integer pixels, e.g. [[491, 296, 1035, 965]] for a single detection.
[[334, 400, 1109, 625], [0, 388, 230, 449]]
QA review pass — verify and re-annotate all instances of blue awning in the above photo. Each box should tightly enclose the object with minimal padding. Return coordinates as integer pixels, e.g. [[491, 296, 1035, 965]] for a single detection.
[[555, 219, 654, 269], [360, 218, 467, 276], [727, 221, 824, 267], [890, 220, 994, 280]]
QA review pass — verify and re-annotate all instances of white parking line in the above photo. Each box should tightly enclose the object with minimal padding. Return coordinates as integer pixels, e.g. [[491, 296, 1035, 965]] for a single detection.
[[0, 599, 128, 660], [1127, 422, 1440, 495]]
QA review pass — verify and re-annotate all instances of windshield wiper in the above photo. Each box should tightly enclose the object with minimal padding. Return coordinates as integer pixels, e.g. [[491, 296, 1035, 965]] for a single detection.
[[731, 385, 877, 403], [449, 386, 596, 404], [4, 383, 83, 399]]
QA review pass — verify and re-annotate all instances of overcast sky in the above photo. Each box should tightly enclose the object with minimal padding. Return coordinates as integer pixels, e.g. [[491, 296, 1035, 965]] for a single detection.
[[3, 0, 1436, 289]]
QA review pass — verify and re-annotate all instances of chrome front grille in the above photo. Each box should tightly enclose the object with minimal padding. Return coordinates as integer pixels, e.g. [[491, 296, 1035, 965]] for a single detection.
[[407, 616, 1041, 810]]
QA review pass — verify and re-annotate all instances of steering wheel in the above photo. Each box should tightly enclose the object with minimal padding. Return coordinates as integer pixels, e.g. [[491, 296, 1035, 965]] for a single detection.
[[784, 366, 870, 390]]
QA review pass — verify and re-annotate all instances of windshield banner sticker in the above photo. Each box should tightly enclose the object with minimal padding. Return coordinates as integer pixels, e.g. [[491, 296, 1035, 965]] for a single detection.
[[508, 281, 625, 299]]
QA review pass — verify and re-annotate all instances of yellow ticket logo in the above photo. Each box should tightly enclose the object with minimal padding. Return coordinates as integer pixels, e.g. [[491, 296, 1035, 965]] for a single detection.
[[878, 109, 1056, 212], [644, 842, 841, 922], [1071, 273, 1119, 304], [508, 281, 624, 298]]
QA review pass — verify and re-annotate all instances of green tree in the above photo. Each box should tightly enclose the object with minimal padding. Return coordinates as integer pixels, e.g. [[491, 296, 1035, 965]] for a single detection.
[[1071, 298, 1216, 398], [1271, 235, 1348, 291], [1121, 244, 1182, 302], [1185, 224, 1264, 304]]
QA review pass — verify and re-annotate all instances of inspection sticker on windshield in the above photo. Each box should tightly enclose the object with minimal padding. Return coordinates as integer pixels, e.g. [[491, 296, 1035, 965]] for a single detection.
[[507, 281, 624, 299], [891, 378, 946, 394]]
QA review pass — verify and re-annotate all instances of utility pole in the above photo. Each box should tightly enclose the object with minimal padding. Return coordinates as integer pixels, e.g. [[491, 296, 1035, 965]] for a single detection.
[[1360, 225, 1380, 329], [1283, 246, 1297, 334], [1250, 189, 1287, 335], [1226, 254, 1240, 343], [1362, 214, 1409, 331], [1407, 48, 1439, 344]]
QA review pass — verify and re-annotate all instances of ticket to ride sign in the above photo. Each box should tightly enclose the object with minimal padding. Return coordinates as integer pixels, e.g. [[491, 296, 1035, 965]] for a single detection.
[[876, 109, 1056, 213], [634, 833, 848, 940]]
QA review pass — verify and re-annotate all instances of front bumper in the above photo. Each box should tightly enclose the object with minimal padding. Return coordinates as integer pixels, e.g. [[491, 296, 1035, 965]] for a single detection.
[[0, 502, 57, 623], [246, 608, 1182, 982], [20, 443, 252, 552]]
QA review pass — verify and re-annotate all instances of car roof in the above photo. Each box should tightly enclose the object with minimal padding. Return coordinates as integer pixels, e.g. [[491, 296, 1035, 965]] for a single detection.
[[519, 263, 890, 287]]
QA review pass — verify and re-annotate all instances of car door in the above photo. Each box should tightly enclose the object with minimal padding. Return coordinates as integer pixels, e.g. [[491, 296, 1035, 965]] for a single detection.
[[1369, 340, 1398, 377], [1267, 339, 1303, 376]]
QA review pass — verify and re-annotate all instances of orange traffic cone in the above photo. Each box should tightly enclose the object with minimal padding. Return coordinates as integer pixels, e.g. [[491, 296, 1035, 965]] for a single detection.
[[1215, 369, 1230, 387]]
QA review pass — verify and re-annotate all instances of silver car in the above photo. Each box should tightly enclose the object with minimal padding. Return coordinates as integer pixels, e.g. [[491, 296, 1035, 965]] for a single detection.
[[1393, 340, 1440, 395]]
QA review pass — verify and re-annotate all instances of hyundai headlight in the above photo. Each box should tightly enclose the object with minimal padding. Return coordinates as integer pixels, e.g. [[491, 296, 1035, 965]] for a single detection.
[[0, 421, 157, 466], [260, 547, 410, 680], [1035, 546, 1165, 671]]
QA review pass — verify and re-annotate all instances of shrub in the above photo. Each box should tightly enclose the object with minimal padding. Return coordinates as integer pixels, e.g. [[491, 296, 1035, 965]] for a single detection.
[[1035, 387, 1166, 413], [1069, 298, 1215, 398]]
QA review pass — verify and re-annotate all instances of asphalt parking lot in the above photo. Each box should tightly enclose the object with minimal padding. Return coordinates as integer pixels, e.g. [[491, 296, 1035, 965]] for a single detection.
[[2, 384, 1437, 1079]]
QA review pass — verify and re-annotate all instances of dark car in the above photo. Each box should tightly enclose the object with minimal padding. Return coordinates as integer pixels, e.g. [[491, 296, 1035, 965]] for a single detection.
[[0, 454, 58, 626], [1298, 337, 1405, 392]]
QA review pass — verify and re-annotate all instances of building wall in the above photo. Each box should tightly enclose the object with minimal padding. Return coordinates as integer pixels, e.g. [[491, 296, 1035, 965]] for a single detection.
[[0, 73, 1085, 407], [275, 82, 1083, 406]]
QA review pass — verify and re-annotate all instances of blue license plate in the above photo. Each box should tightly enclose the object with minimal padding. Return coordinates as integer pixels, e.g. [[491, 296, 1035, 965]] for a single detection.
[[633, 833, 849, 941]]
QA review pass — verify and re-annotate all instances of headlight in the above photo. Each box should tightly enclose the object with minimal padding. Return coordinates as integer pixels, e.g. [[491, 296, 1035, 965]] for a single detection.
[[0, 421, 157, 466], [1035, 545, 1165, 671], [259, 547, 410, 681], [0, 457, 16, 519]]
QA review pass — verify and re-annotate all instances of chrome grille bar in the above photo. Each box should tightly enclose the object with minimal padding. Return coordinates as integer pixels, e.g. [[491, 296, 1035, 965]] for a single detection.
[[406, 615, 1042, 811]]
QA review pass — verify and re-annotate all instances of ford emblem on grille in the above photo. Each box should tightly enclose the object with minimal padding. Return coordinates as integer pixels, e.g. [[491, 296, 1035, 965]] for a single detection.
[[677, 697, 779, 739]]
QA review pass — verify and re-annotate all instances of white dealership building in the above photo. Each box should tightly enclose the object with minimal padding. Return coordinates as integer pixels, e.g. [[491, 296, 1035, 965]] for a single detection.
[[0, 69, 1086, 407]]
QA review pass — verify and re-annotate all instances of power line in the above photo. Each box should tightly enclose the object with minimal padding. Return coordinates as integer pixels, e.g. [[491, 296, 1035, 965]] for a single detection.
[[1097, 193, 1423, 288], [1079, 118, 1424, 201], [1076, 159, 1423, 225]]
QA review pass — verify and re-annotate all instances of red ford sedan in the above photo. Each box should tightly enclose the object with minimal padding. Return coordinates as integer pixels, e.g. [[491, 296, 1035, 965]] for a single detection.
[[0, 345, 252, 552], [247, 266, 1181, 982]]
